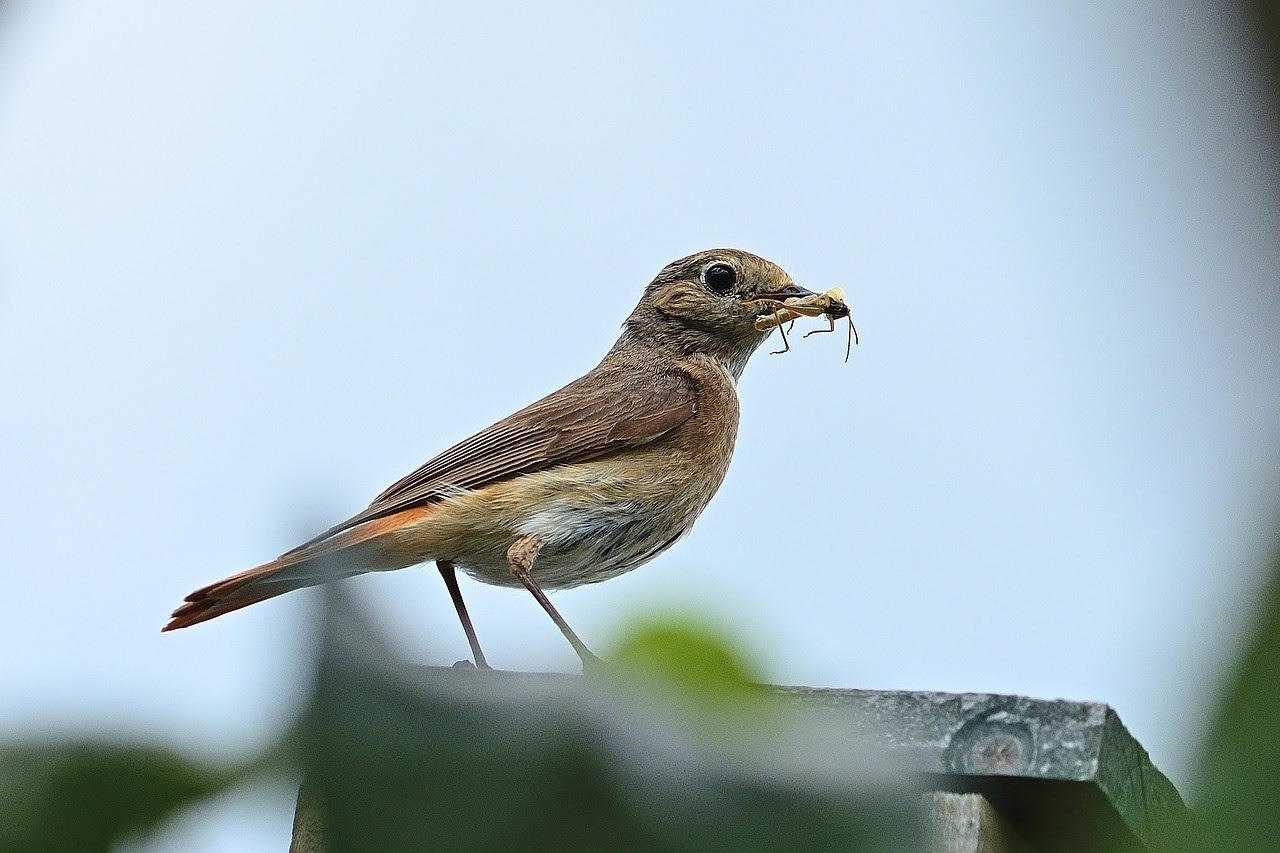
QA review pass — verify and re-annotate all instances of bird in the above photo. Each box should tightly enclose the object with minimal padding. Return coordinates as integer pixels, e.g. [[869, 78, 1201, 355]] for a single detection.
[[164, 249, 836, 667]]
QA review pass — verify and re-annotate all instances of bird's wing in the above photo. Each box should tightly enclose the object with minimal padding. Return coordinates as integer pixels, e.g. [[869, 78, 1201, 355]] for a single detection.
[[285, 366, 698, 552]]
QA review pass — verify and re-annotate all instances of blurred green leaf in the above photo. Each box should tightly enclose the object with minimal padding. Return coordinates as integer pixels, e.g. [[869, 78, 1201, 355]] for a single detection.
[[301, 586, 923, 852], [1184, 530, 1280, 852], [608, 616, 765, 701], [0, 740, 243, 853], [604, 615, 779, 752]]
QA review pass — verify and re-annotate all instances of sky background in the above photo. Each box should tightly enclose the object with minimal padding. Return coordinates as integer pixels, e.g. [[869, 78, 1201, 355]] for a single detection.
[[2, 2, 1280, 849]]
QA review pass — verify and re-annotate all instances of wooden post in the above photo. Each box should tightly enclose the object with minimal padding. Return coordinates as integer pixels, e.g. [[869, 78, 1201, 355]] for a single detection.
[[289, 785, 324, 853], [924, 792, 1028, 852]]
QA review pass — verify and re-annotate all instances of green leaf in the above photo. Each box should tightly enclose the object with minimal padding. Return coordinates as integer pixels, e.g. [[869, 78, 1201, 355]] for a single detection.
[[0, 741, 242, 853], [608, 615, 765, 699], [299, 586, 923, 852], [1185, 529, 1280, 852]]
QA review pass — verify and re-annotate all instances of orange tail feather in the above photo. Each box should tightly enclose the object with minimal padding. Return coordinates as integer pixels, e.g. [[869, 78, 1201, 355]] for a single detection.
[[163, 505, 434, 631]]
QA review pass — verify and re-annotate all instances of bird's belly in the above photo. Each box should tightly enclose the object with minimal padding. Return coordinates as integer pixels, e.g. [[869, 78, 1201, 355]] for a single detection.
[[450, 497, 693, 589], [436, 459, 722, 590]]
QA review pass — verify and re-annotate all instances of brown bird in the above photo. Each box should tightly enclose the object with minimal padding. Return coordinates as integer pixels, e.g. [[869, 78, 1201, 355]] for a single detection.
[[164, 249, 835, 667]]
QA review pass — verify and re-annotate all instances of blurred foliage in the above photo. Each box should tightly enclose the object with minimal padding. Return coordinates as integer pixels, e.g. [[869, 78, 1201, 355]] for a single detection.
[[608, 616, 765, 698], [1178, 5, 1280, 850], [301, 589, 922, 852], [0, 594, 922, 852], [1178, 530, 1280, 853], [0, 740, 246, 852]]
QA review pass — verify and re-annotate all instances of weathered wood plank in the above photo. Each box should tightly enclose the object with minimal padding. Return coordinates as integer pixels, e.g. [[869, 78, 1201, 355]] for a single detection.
[[923, 792, 1027, 853], [778, 687, 1187, 851], [289, 785, 325, 853]]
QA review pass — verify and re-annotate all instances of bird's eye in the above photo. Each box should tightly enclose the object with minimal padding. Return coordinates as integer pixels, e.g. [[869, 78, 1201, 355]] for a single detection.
[[702, 263, 737, 293]]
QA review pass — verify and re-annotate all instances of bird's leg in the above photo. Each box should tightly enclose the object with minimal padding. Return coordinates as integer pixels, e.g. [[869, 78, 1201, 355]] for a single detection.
[[507, 535, 599, 666], [437, 560, 491, 669]]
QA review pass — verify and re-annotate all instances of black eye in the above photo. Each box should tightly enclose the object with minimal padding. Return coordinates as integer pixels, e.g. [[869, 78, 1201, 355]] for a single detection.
[[702, 263, 737, 293]]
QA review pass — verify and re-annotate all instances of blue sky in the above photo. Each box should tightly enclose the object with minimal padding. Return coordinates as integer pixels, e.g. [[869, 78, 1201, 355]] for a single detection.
[[2, 3, 1279, 849]]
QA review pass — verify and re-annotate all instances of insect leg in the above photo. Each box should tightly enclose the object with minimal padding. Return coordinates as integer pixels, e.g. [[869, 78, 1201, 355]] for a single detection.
[[803, 316, 837, 339], [769, 311, 792, 355], [845, 316, 860, 362]]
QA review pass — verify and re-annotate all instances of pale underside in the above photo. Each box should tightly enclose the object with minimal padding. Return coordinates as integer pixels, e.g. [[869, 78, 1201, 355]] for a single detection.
[[388, 454, 727, 589]]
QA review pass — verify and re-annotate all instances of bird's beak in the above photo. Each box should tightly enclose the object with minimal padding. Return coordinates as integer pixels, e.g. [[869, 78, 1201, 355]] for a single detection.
[[741, 284, 819, 314], [762, 283, 819, 301]]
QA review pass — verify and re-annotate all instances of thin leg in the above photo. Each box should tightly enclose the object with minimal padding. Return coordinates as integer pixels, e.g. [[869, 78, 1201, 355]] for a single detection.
[[507, 535, 599, 666], [769, 314, 792, 355], [803, 316, 836, 338], [801, 315, 858, 361], [438, 560, 491, 670]]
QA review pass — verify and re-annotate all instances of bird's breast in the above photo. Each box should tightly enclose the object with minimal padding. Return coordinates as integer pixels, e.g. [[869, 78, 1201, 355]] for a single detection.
[[430, 358, 742, 590]]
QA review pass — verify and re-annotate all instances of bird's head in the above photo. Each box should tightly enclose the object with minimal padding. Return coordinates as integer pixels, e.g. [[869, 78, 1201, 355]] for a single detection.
[[621, 248, 819, 379]]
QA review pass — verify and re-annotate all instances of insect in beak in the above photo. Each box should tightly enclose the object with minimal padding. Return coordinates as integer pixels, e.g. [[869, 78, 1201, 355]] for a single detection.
[[744, 287, 859, 361]]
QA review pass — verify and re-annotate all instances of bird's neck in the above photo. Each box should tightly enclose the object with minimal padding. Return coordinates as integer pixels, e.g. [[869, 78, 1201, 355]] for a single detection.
[[604, 316, 765, 383]]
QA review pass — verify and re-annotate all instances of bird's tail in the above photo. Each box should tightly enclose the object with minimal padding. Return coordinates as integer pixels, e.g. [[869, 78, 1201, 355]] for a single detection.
[[163, 505, 434, 631]]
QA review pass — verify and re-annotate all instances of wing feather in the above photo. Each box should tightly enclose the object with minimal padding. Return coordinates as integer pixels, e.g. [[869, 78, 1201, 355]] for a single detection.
[[285, 366, 697, 553]]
